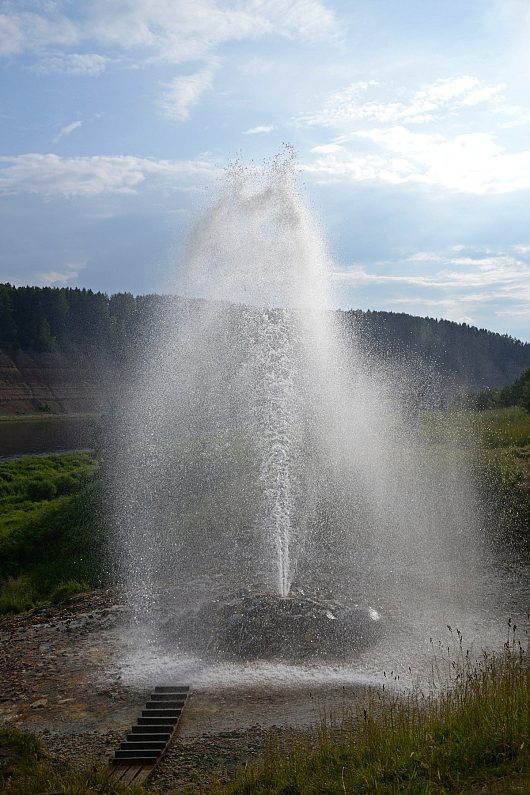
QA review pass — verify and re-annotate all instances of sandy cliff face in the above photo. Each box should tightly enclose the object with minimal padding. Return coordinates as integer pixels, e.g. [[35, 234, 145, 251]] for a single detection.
[[0, 347, 110, 414]]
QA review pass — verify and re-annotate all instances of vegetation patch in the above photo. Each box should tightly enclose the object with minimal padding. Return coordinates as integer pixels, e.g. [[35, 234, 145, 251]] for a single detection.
[[0, 641, 527, 794], [208, 639, 529, 795], [0, 452, 108, 615], [417, 406, 530, 555], [0, 725, 143, 795]]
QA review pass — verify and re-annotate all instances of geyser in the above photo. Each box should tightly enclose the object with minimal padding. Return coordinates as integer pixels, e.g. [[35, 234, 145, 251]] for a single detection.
[[111, 150, 484, 664]]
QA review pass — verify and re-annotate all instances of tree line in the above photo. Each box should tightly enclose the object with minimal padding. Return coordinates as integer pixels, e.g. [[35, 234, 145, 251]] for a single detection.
[[455, 368, 530, 412], [0, 283, 163, 359], [1, 283, 529, 392]]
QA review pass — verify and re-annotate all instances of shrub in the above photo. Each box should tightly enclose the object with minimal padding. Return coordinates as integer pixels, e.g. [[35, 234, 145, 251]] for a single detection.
[[26, 479, 57, 501], [54, 474, 78, 495]]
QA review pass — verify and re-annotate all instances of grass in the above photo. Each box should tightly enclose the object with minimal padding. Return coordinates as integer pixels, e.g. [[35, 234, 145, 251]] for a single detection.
[[206, 636, 529, 795], [418, 407, 530, 554], [0, 725, 144, 795], [471, 407, 530, 449], [0, 575, 35, 615], [0, 451, 96, 511], [0, 452, 107, 615], [418, 406, 530, 450]]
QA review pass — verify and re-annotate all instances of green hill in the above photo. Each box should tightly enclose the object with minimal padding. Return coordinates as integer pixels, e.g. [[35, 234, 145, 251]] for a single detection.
[[1, 283, 528, 414]]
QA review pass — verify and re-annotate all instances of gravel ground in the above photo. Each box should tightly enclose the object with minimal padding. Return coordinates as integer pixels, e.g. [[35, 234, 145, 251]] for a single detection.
[[0, 589, 368, 793]]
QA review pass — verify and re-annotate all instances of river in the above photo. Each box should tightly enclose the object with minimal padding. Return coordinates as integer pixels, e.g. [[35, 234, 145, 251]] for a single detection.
[[0, 414, 99, 458]]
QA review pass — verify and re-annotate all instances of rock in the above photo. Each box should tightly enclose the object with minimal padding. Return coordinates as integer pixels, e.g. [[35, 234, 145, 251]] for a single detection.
[[161, 585, 383, 662], [30, 698, 48, 708]]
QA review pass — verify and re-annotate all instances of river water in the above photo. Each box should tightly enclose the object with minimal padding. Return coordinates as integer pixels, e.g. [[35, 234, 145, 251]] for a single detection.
[[0, 415, 99, 458]]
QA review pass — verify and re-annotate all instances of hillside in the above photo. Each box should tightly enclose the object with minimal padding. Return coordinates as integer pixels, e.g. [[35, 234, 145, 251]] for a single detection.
[[0, 348, 110, 415], [0, 284, 529, 414]]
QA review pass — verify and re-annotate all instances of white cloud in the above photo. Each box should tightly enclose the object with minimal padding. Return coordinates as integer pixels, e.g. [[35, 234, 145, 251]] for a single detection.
[[0, 10, 78, 57], [333, 253, 530, 292], [242, 125, 275, 135], [303, 128, 530, 194], [0, 153, 218, 198], [37, 52, 109, 75], [53, 120, 82, 144], [237, 57, 274, 76], [311, 143, 343, 154], [332, 250, 530, 324], [86, 0, 339, 60], [1, 2, 339, 124], [496, 306, 530, 318], [38, 262, 85, 284], [160, 67, 215, 121], [0, 13, 25, 56], [303, 76, 506, 128], [0, 1, 338, 65]]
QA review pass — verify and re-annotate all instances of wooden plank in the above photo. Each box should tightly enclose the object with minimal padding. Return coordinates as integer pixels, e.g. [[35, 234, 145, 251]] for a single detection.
[[109, 766, 128, 782], [133, 766, 155, 784], [108, 684, 190, 787], [120, 766, 144, 785]]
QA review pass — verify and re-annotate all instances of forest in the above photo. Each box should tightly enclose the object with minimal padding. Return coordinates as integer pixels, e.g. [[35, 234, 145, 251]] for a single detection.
[[1, 283, 529, 395]]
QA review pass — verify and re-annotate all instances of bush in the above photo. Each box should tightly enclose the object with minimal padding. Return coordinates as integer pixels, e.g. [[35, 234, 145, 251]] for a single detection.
[[26, 479, 57, 501], [55, 474, 78, 495]]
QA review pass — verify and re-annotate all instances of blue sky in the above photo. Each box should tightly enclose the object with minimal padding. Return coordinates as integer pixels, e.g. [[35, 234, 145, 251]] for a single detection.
[[1, 0, 529, 341]]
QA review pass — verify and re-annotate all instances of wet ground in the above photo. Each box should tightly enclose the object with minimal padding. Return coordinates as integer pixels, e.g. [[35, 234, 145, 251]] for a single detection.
[[1, 570, 528, 792], [0, 589, 374, 792]]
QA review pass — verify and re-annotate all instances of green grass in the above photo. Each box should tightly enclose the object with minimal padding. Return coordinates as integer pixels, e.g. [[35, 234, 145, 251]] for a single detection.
[[418, 407, 530, 553], [419, 406, 530, 450], [0, 452, 108, 615], [0, 725, 144, 795], [472, 407, 530, 449], [207, 638, 529, 795], [0, 450, 96, 506], [0, 575, 35, 614]]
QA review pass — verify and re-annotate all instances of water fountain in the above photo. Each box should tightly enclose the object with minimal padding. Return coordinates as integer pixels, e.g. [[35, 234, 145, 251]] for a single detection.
[[110, 150, 489, 670]]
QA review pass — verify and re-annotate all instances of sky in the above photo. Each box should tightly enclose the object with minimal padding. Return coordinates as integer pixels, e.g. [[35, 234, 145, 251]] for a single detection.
[[0, 0, 529, 341]]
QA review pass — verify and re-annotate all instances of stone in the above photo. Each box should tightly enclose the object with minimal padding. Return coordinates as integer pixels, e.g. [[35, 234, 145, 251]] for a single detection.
[[161, 585, 383, 662], [30, 698, 48, 708]]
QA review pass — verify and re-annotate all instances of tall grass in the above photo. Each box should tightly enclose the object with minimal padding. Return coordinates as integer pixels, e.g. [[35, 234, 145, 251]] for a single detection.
[[418, 406, 530, 557], [0, 725, 144, 795], [419, 406, 530, 450], [208, 635, 529, 794], [0, 575, 35, 615], [472, 407, 530, 449]]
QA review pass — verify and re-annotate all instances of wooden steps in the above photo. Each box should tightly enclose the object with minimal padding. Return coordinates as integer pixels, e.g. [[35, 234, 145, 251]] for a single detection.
[[109, 685, 189, 786]]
